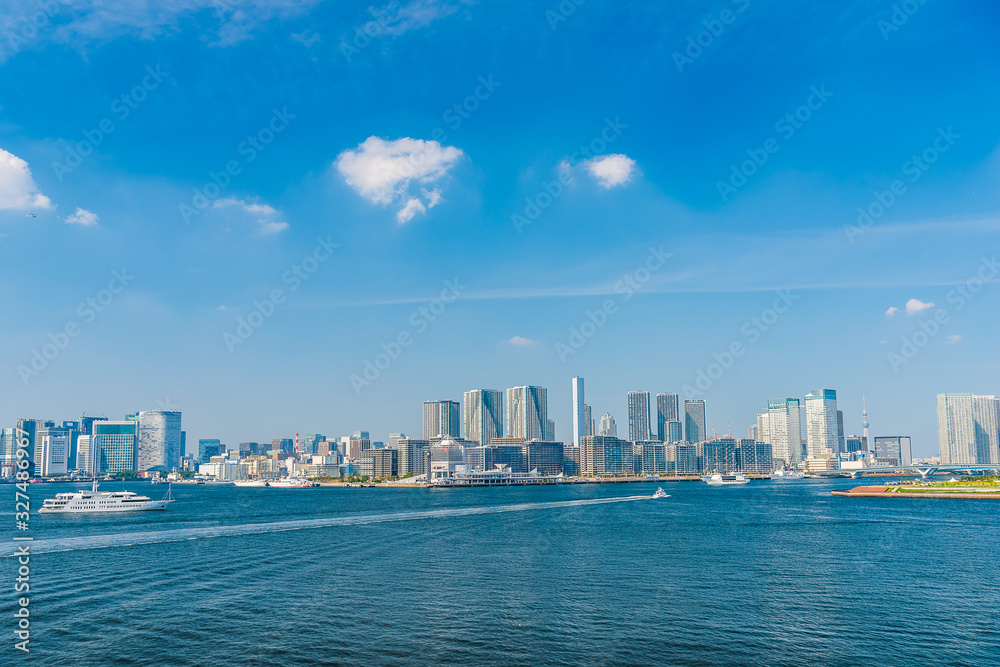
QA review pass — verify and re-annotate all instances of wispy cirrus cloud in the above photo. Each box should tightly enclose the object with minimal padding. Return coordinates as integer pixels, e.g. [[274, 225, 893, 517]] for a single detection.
[[213, 197, 288, 234]]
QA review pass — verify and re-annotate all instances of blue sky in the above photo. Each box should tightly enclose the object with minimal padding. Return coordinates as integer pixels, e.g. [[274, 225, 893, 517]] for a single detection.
[[1, 0, 998, 456]]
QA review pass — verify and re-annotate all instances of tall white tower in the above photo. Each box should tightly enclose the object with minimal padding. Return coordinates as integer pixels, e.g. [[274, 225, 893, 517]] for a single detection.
[[571, 377, 585, 448], [862, 394, 871, 453]]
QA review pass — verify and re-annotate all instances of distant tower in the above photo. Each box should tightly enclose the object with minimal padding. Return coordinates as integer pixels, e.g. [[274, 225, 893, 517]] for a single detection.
[[862, 394, 871, 452]]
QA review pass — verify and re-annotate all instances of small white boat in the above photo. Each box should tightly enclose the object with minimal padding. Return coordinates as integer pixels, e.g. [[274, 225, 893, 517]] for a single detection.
[[652, 487, 669, 499], [772, 469, 805, 480], [702, 473, 750, 486], [198, 478, 233, 485], [268, 478, 317, 488], [39, 480, 173, 514], [233, 479, 268, 487]]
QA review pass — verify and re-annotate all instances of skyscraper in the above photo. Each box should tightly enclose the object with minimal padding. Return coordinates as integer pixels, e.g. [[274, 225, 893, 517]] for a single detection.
[[136, 410, 182, 471], [837, 410, 845, 453], [656, 393, 679, 442], [684, 400, 706, 443], [93, 421, 138, 473], [627, 391, 651, 442], [598, 413, 617, 437], [571, 377, 585, 448], [35, 423, 70, 476], [464, 390, 504, 446], [505, 386, 548, 441], [423, 400, 461, 439], [198, 439, 222, 463], [583, 404, 594, 437], [804, 390, 838, 458], [937, 393, 1000, 464], [768, 398, 802, 467], [874, 436, 912, 466]]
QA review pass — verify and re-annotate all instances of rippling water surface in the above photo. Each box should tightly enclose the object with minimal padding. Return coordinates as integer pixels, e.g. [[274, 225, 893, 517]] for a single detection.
[[3, 478, 998, 666]]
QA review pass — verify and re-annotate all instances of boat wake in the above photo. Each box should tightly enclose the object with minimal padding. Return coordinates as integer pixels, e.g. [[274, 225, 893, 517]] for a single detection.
[[22, 495, 650, 555]]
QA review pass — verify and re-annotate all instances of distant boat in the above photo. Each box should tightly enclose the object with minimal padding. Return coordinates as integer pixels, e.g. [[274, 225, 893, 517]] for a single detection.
[[268, 478, 317, 488], [652, 487, 669, 499], [772, 469, 805, 480], [233, 479, 268, 487], [199, 479, 233, 486], [39, 480, 173, 514], [702, 473, 750, 486]]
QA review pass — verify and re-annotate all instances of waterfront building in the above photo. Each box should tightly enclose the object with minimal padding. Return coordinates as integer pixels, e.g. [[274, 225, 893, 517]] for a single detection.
[[598, 413, 617, 437], [423, 400, 461, 439], [805, 390, 839, 459], [635, 441, 667, 473], [523, 440, 564, 476], [466, 444, 525, 473], [737, 439, 773, 474], [136, 410, 182, 472], [463, 390, 503, 446], [505, 386, 548, 441], [198, 439, 222, 463], [656, 393, 679, 442], [703, 438, 739, 473], [580, 435, 631, 476], [584, 404, 594, 437], [669, 443, 701, 475], [627, 391, 652, 442], [0, 428, 18, 471], [93, 421, 138, 473], [874, 436, 912, 467], [426, 437, 466, 481], [397, 438, 430, 476], [572, 377, 585, 448], [767, 398, 802, 468], [563, 445, 581, 476], [358, 448, 398, 478], [684, 400, 706, 443], [307, 454, 340, 478], [937, 393, 1000, 464]]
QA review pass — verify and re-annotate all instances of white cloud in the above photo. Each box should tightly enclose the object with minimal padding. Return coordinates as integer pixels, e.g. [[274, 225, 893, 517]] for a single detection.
[[506, 336, 540, 347], [0, 148, 53, 211], [905, 298, 934, 315], [213, 197, 288, 234], [885, 306, 899, 317], [65, 207, 99, 226], [584, 154, 636, 189], [946, 334, 962, 344], [381, 0, 463, 36], [335, 136, 463, 223]]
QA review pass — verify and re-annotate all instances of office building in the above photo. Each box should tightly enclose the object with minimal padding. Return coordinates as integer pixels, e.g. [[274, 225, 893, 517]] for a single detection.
[[937, 394, 1000, 464], [272, 438, 294, 454], [627, 391, 651, 442], [767, 398, 802, 467], [298, 433, 325, 456], [136, 410, 182, 472], [874, 436, 912, 467], [584, 404, 594, 437], [755, 412, 770, 444], [345, 433, 372, 461], [571, 377, 585, 448], [397, 438, 430, 477], [93, 421, 138, 473], [845, 435, 867, 453], [466, 444, 525, 473], [598, 413, 617, 437], [684, 400, 706, 443], [837, 410, 846, 453], [423, 400, 461, 439], [656, 393, 679, 442], [703, 438, 739, 473], [35, 423, 70, 476], [523, 440, 564, 476], [358, 448, 398, 478], [463, 390, 503, 447], [737, 439, 773, 474], [805, 390, 839, 458], [505, 386, 548, 441], [198, 439, 222, 463]]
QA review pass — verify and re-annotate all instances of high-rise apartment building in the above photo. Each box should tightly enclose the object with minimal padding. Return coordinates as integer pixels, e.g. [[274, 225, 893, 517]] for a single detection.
[[656, 393, 679, 442], [463, 390, 503, 446], [583, 404, 594, 437], [580, 435, 631, 476], [937, 393, 1000, 464], [805, 390, 839, 458], [598, 413, 617, 437], [571, 377, 585, 448], [767, 399, 802, 467], [423, 400, 461, 439], [136, 410, 182, 471], [627, 391, 651, 442], [684, 400, 706, 443], [505, 386, 548, 441]]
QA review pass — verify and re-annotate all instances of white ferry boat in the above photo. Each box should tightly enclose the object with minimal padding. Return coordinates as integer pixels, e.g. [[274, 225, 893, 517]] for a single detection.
[[39, 481, 173, 514], [233, 479, 268, 487], [268, 478, 317, 488], [702, 473, 750, 486], [772, 469, 805, 480]]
